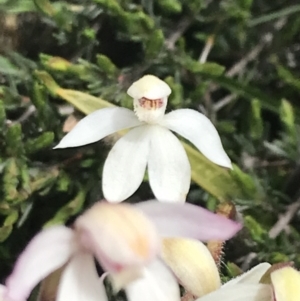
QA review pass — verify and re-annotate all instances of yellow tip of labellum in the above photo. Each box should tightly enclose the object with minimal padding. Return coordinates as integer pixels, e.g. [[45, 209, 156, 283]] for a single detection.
[[271, 266, 300, 301], [162, 238, 221, 298]]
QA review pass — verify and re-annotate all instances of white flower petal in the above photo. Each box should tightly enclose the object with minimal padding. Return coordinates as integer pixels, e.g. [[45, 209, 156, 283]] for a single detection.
[[135, 201, 242, 241], [54, 107, 141, 148], [103, 126, 150, 202], [162, 109, 232, 168], [223, 263, 271, 287], [147, 126, 191, 203], [5, 226, 76, 301], [57, 253, 107, 301], [125, 259, 180, 301], [0, 285, 6, 301], [197, 284, 271, 301]]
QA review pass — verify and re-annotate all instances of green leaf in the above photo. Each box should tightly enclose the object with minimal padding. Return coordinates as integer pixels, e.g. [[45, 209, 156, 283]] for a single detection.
[[34, 0, 55, 16], [280, 99, 297, 143], [275, 64, 300, 91], [35, 71, 113, 115], [96, 54, 118, 76], [185, 144, 246, 201], [0, 55, 23, 76], [5, 123, 24, 157], [244, 215, 267, 242], [37, 72, 253, 201], [249, 98, 263, 140], [25, 132, 55, 154], [248, 5, 300, 27], [0, 210, 19, 242], [44, 188, 86, 227]]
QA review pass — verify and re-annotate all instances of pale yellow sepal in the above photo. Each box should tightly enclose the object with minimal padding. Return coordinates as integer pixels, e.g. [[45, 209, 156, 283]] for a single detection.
[[162, 238, 221, 297], [271, 266, 300, 301]]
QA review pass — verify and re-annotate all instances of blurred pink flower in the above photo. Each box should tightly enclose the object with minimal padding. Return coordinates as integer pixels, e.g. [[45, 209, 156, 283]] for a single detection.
[[3, 200, 241, 301]]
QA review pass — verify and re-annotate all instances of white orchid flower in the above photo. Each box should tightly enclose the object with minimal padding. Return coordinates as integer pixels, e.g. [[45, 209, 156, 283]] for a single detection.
[[55, 75, 231, 203], [2, 200, 241, 301]]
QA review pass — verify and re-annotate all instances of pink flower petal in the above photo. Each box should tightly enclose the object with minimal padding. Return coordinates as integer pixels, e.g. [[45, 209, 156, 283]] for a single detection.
[[57, 253, 108, 301], [75, 202, 160, 273], [135, 201, 241, 241], [5, 226, 76, 301]]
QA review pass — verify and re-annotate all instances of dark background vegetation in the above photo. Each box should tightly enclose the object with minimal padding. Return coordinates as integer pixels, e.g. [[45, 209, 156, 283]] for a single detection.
[[1, 0, 300, 282]]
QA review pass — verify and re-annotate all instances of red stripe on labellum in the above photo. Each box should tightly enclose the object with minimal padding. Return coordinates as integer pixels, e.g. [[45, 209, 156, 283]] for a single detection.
[[139, 97, 164, 110]]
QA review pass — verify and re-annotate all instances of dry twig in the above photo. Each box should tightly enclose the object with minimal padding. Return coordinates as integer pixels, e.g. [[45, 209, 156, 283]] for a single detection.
[[269, 198, 300, 239]]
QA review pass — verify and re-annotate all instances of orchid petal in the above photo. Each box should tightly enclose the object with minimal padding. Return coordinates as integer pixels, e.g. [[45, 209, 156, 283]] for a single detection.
[[162, 109, 232, 168], [103, 126, 150, 202], [162, 239, 221, 297], [197, 284, 271, 301], [271, 266, 300, 301], [54, 107, 141, 148], [148, 126, 191, 203], [223, 263, 271, 287], [5, 226, 75, 301], [135, 201, 241, 241], [57, 253, 108, 301], [0, 285, 6, 301], [125, 259, 180, 301]]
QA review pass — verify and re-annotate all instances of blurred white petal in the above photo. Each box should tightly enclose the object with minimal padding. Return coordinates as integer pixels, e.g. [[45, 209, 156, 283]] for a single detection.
[[57, 253, 107, 301], [148, 126, 191, 203], [223, 263, 271, 287], [197, 284, 271, 301], [103, 126, 150, 202], [5, 227, 75, 301], [0, 285, 6, 301], [162, 109, 232, 168], [54, 107, 141, 148], [125, 259, 180, 301], [135, 201, 241, 241]]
